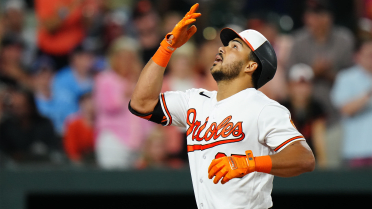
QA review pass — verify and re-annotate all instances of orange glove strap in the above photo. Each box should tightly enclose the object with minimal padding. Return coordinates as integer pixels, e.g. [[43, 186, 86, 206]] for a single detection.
[[152, 39, 176, 67], [254, 156, 272, 174]]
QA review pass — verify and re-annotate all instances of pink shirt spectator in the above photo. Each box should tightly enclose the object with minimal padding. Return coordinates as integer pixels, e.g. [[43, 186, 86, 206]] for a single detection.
[[94, 70, 152, 150]]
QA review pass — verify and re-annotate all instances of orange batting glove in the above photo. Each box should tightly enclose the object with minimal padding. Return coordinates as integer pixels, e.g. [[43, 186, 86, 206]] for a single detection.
[[152, 3, 201, 67], [208, 150, 272, 184], [163, 3, 201, 49]]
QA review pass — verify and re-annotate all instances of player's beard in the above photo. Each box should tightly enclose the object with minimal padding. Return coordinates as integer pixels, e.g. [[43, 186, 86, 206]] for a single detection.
[[210, 61, 244, 82]]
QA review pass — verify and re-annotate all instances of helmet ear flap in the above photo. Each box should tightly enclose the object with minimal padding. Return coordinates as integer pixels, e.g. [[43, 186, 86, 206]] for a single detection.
[[251, 59, 262, 89], [254, 43, 277, 89]]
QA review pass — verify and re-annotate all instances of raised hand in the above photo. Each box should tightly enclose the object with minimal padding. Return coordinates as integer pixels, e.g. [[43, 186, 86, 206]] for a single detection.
[[161, 3, 201, 51]]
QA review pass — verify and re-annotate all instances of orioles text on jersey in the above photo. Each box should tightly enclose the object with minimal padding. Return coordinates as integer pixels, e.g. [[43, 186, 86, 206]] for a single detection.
[[186, 108, 245, 152]]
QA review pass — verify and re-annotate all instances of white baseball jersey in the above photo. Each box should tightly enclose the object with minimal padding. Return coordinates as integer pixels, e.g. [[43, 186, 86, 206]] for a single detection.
[[129, 87, 305, 209]]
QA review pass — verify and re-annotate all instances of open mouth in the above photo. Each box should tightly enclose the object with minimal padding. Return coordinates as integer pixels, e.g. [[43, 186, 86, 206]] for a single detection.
[[214, 54, 223, 64]]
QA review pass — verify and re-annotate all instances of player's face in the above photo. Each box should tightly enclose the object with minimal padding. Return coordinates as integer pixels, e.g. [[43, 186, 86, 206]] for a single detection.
[[210, 38, 250, 82]]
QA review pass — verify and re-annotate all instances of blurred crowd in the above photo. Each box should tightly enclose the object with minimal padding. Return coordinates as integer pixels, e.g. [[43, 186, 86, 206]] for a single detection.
[[0, 0, 372, 170]]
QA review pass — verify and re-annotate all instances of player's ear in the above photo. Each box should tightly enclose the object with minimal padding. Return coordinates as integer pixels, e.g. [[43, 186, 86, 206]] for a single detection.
[[244, 61, 258, 74]]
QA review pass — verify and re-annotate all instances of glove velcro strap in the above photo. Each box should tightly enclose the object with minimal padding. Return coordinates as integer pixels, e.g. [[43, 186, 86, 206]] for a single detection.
[[245, 150, 256, 173], [152, 39, 175, 67]]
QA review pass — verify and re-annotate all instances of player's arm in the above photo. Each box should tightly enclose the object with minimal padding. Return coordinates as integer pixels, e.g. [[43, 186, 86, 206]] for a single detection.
[[130, 58, 166, 114], [268, 140, 315, 177], [209, 105, 315, 184], [208, 141, 315, 184], [130, 4, 201, 114]]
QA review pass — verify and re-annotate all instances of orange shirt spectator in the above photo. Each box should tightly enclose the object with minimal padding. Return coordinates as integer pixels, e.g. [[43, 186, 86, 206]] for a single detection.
[[64, 114, 95, 162], [35, 0, 85, 56], [64, 92, 95, 163]]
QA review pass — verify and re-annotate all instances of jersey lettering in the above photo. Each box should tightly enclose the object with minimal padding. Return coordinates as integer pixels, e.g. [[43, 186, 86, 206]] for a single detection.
[[186, 108, 245, 151]]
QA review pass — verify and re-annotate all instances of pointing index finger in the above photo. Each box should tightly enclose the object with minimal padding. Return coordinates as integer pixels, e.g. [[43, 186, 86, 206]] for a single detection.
[[188, 3, 199, 15]]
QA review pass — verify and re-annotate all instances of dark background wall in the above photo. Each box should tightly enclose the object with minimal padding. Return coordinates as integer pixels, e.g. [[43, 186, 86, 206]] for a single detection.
[[1, 168, 372, 209]]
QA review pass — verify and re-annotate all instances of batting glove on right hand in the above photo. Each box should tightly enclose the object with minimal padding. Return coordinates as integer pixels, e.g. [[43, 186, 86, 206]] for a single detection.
[[160, 3, 201, 52]]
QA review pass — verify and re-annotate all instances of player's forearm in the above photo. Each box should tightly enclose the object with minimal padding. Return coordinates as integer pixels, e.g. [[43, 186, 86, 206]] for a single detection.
[[130, 4, 200, 114], [269, 141, 315, 177], [130, 59, 166, 114], [208, 141, 315, 184]]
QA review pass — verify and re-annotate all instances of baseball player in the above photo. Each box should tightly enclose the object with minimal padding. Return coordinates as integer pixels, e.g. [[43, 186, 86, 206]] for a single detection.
[[129, 3, 315, 209]]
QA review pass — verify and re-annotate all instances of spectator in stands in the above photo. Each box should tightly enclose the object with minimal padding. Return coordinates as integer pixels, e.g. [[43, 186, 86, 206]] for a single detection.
[[0, 83, 8, 122], [64, 92, 95, 165], [163, 42, 199, 92], [3, 0, 37, 66], [94, 36, 152, 169], [281, 64, 327, 168], [51, 44, 95, 135], [162, 12, 183, 36], [133, 0, 162, 63], [31, 56, 55, 122], [35, 0, 98, 70], [0, 14, 4, 42], [0, 88, 59, 164], [102, 10, 127, 52], [331, 40, 372, 168], [287, 0, 355, 126], [0, 34, 30, 88], [2, 0, 25, 38], [136, 126, 184, 169]]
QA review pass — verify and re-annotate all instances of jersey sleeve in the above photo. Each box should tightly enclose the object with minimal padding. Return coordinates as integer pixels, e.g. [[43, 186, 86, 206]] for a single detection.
[[257, 104, 305, 153], [129, 90, 191, 127]]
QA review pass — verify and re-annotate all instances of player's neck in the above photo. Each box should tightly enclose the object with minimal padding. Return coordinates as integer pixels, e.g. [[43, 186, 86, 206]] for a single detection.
[[216, 79, 253, 101]]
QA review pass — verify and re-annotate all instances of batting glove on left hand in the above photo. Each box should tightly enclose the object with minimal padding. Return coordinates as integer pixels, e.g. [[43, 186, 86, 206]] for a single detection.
[[208, 150, 256, 184]]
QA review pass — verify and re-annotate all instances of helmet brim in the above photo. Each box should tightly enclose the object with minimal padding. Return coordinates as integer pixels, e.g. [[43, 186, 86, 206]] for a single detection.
[[220, 28, 255, 51]]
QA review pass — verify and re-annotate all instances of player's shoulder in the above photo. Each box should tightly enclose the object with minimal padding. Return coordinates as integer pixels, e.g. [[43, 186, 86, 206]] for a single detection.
[[254, 90, 290, 115]]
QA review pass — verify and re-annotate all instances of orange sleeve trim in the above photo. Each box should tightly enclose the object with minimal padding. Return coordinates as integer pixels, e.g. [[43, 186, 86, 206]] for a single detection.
[[161, 93, 172, 126], [161, 116, 167, 123], [274, 136, 304, 152]]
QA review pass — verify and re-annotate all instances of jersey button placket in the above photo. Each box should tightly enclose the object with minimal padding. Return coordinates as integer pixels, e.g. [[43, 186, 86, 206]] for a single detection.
[[210, 105, 217, 120]]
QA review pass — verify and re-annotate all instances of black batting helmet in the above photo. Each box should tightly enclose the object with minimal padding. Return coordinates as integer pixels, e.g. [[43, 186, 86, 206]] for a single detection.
[[220, 28, 277, 89]]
